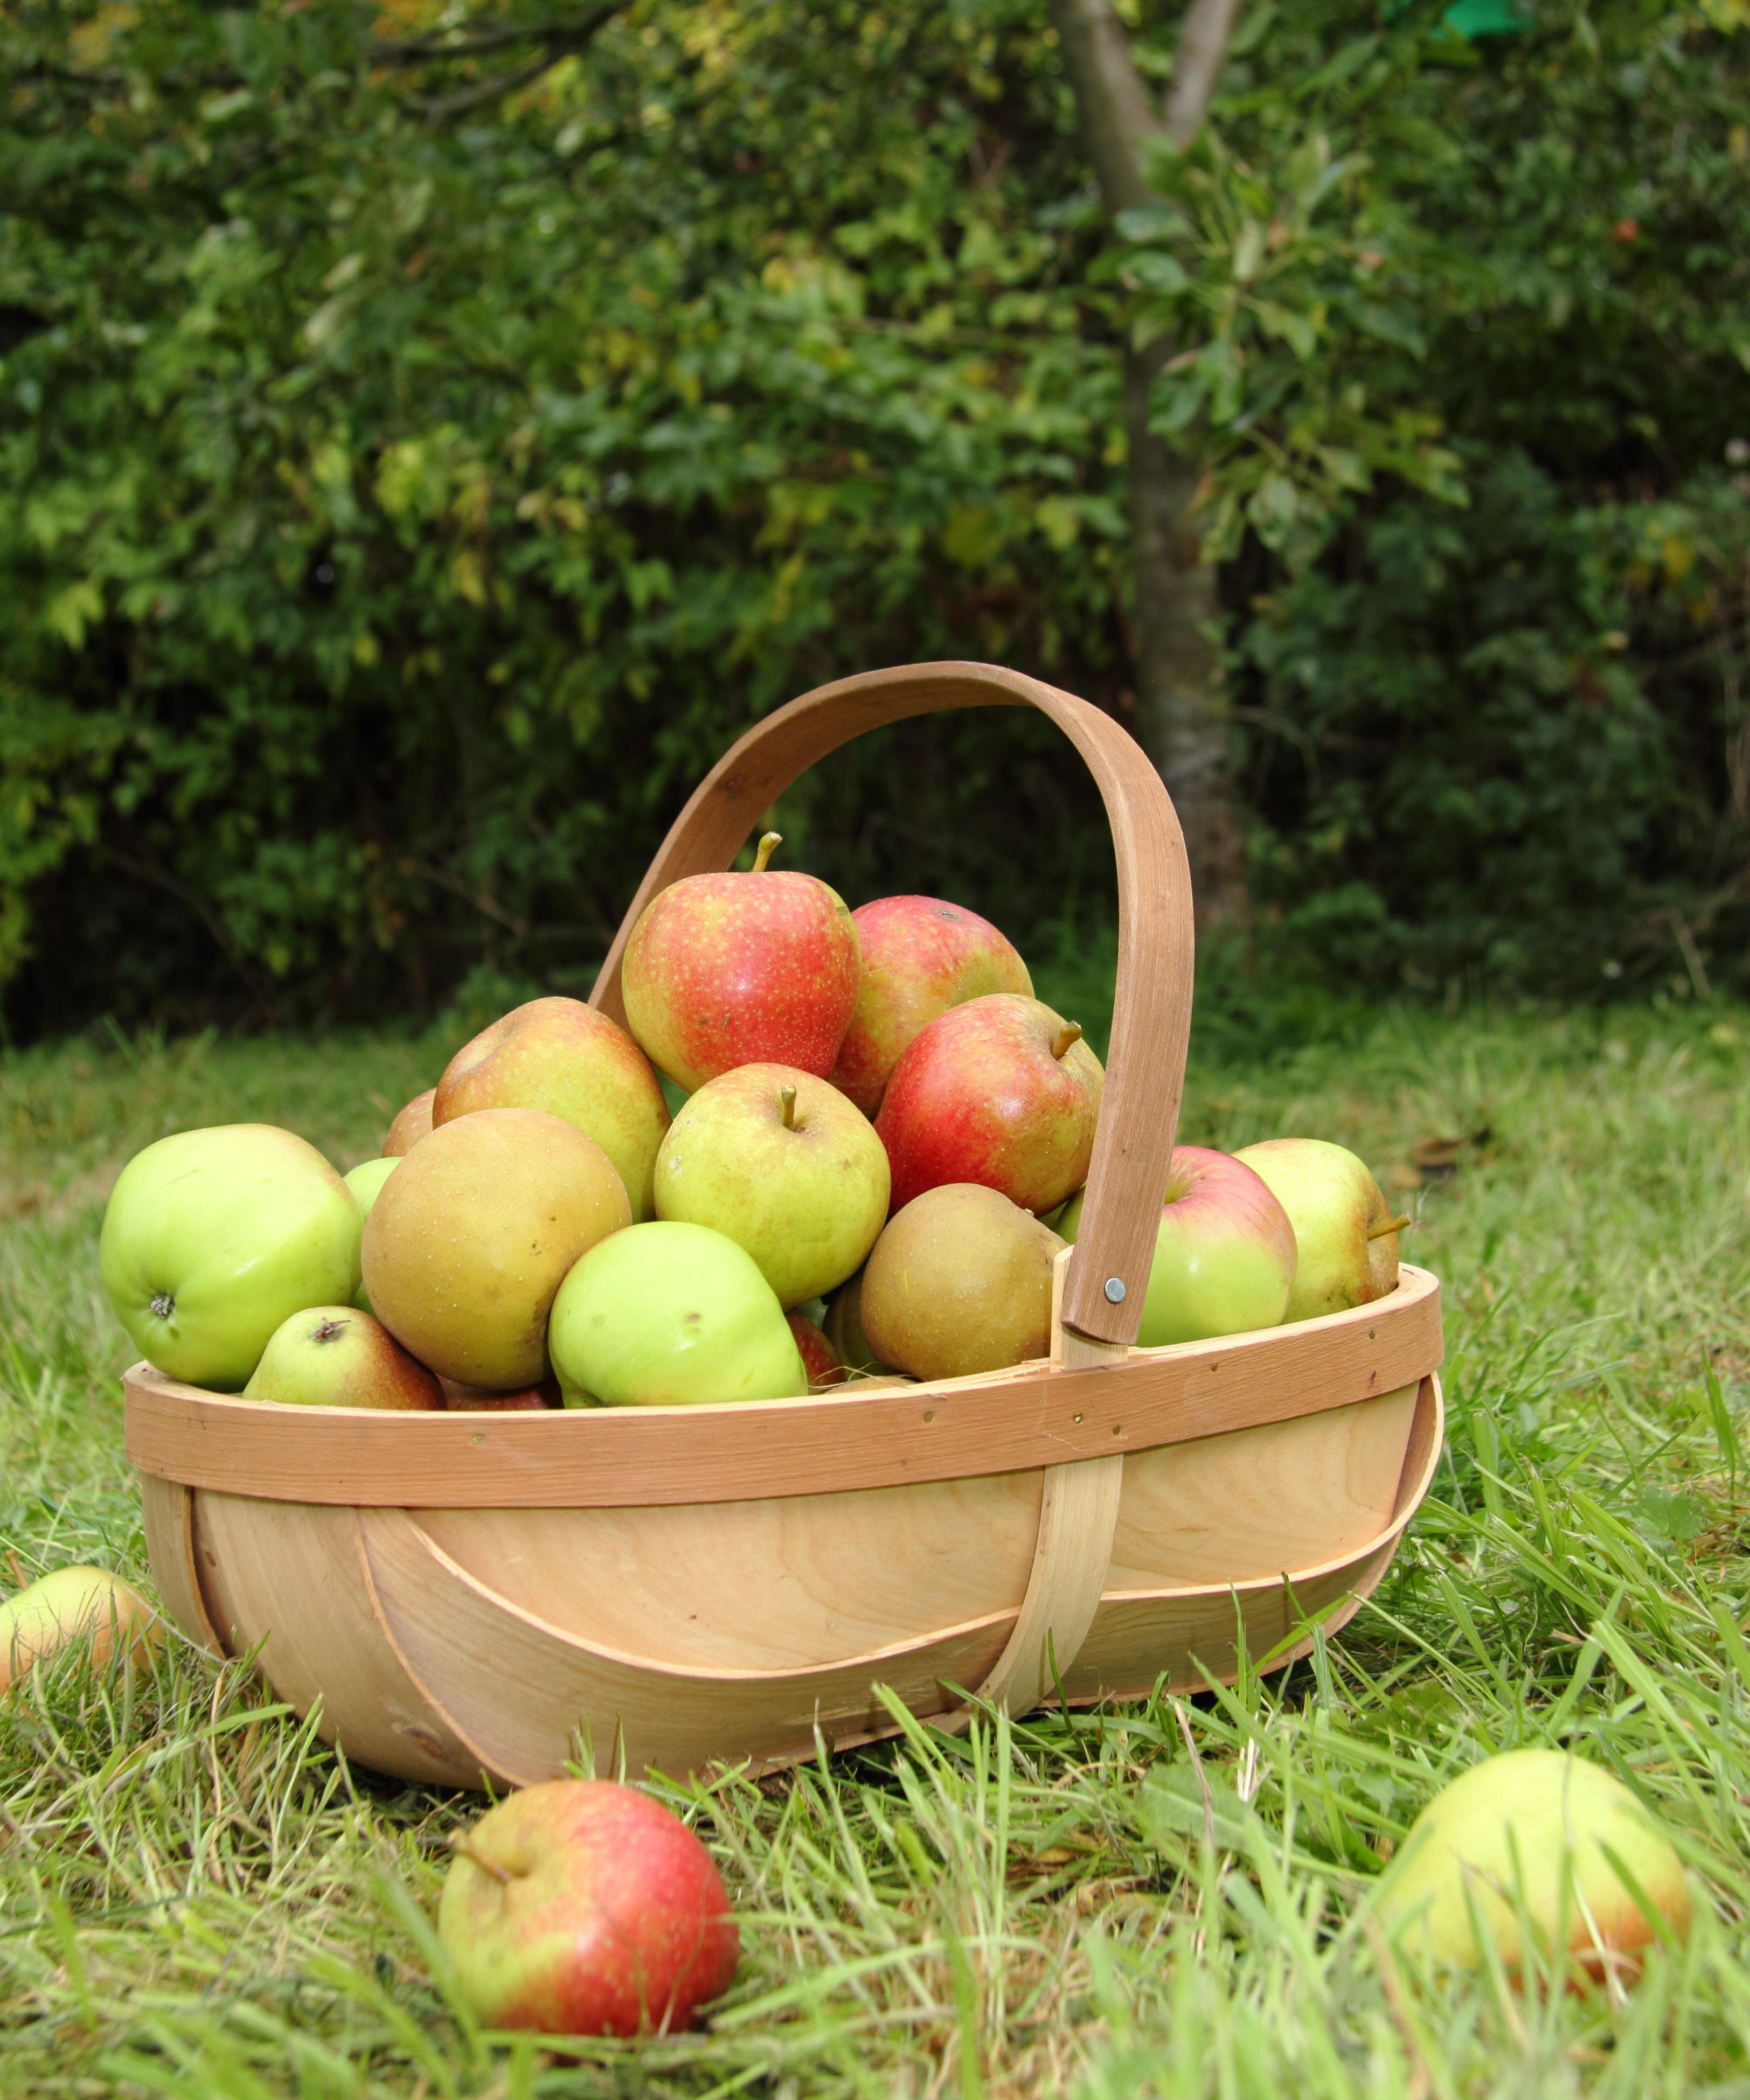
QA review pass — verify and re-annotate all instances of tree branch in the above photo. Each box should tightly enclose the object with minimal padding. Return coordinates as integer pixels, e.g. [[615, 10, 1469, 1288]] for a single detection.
[[369, 4, 621, 67], [1163, 0, 1247, 147]]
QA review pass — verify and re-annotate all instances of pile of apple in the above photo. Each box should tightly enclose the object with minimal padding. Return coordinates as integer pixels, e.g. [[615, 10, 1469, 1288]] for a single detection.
[[100, 836, 1409, 1410]]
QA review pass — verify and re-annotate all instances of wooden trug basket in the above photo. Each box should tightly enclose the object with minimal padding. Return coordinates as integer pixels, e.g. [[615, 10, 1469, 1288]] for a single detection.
[[127, 662, 1444, 1790]]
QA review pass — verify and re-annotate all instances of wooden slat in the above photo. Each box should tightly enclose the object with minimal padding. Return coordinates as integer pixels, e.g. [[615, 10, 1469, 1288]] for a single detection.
[[124, 1266, 1441, 1510], [583, 662, 1195, 1347], [137, 1473, 225, 1657]]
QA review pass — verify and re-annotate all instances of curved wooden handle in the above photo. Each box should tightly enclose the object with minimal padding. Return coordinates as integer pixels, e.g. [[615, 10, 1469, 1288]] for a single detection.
[[590, 660, 1194, 1347]]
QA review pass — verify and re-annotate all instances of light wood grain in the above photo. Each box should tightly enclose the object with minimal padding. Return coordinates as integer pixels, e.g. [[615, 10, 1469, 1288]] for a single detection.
[[137, 1473, 224, 1657], [125, 1265, 1441, 1507], [585, 662, 1194, 1346]]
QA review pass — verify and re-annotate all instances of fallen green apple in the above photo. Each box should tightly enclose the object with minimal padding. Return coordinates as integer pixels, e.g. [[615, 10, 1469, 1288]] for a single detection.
[[547, 1221, 806, 1407]]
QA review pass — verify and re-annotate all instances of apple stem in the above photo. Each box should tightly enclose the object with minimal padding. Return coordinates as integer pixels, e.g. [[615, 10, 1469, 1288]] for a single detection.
[[448, 1831, 514, 1884], [779, 1084, 800, 1131], [1368, 1212, 1413, 1241], [753, 831, 782, 874], [1051, 1021, 1084, 1061]]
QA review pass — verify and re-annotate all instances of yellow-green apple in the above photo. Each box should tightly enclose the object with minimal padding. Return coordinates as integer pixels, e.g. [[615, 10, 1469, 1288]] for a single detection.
[[875, 995, 1103, 1215], [438, 1779, 739, 2036], [344, 1156, 399, 1311], [654, 1064, 888, 1306], [0, 1566, 162, 1693], [434, 997, 670, 1221], [242, 1305, 442, 1410], [621, 832, 860, 1092], [829, 896, 1032, 1114], [100, 1124, 362, 1390], [787, 1311, 844, 1388], [1058, 1146, 1297, 1346], [548, 1221, 806, 1407], [363, 1108, 630, 1388], [862, 1184, 1064, 1381], [1379, 1748, 1691, 1980], [384, 1087, 435, 1155], [1233, 1138, 1406, 1322]]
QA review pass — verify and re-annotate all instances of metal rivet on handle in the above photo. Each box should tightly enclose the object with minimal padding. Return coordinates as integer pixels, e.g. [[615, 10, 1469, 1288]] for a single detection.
[[1104, 1277, 1126, 1303]]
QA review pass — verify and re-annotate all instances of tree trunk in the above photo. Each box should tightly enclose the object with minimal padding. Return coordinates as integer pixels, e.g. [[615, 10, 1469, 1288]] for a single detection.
[[1050, 0, 1249, 931]]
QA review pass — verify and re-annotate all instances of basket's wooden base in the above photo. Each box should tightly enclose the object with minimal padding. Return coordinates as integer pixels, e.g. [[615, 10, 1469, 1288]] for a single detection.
[[140, 1373, 1442, 1789]]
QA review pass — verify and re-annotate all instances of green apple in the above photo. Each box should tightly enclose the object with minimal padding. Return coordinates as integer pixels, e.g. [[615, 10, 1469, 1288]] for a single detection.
[[344, 1156, 400, 1312], [1379, 1748, 1692, 1979], [654, 1062, 888, 1306], [100, 1124, 362, 1390], [1058, 1145, 1297, 1346], [243, 1305, 442, 1410], [1232, 1137, 1405, 1322], [547, 1221, 807, 1407]]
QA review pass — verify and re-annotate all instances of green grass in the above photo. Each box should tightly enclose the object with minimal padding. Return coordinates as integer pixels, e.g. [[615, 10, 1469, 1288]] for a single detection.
[[6, 996, 1750, 2096]]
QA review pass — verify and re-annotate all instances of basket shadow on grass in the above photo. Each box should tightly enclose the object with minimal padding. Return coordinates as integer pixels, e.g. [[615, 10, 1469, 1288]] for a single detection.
[[5, 1000, 1750, 2092]]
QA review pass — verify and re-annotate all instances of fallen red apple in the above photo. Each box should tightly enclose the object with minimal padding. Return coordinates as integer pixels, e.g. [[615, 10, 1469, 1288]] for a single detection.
[[621, 832, 860, 1092], [829, 895, 1032, 1114], [787, 1311, 845, 1387], [437, 1779, 739, 2036], [875, 994, 1103, 1215], [1379, 1748, 1691, 1983], [383, 1087, 436, 1156]]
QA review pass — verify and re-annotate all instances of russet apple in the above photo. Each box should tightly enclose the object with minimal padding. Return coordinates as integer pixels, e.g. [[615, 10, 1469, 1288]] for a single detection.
[[434, 997, 670, 1221], [654, 1063, 888, 1306], [829, 895, 1032, 1114], [861, 1183, 1064, 1381], [875, 995, 1103, 1215], [1058, 1146, 1297, 1346], [362, 1108, 631, 1389], [384, 1087, 435, 1156], [438, 1779, 739, 2036], [548, 1221, 806, 1407], [1379, 1748, 1691, 1980], [242, 1305, 443, 1410], [100, 1124, 363, 1390], [621, 832, 860, 1092], [1233, 1137, 1406, 1322], [787, 1311, 844, 1388], [0, 1566, 162, 1693]]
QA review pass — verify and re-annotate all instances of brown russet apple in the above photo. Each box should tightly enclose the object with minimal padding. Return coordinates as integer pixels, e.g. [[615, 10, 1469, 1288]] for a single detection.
[[244, 1305, 443, 1410], [621, 832, 860, 1093], [383, 1086, 435, 1156], [861, 1183, 1065, 1382], [438, 1779, 739, 2036], [829, 895, 1033, 1114], [876, 995, 1104, 1215], [787, 1311, 844, 1388], [435, 997, 670, 1220], [362, 1108, 631, 1388]]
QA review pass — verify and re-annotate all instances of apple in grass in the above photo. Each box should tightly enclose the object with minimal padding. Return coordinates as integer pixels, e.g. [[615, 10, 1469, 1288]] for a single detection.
[[829, 896, 1032, 1115], [1233, 1138, 1407, 1322], [876, 995, 1103, 1216], [100, 1124, 363, 1391], [383, 1087, 435, 1156], [363, 1108, 631, 1389], [1378, 1749, 1691, 1981], [242, 1306, 443, 1411], [654, 1064, 889, 1306], [435, 996, 670, 1221], [0, 1567, 163, 1694], [439, 1779, 739, 2036], [1058, 1146, 1297, 1346], [621, 832, 860, 1092], [548, 1221, 806, 1407]]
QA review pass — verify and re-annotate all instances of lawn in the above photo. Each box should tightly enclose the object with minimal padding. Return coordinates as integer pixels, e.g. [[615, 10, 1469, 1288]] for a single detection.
[[4, 991, 1750, 2096]]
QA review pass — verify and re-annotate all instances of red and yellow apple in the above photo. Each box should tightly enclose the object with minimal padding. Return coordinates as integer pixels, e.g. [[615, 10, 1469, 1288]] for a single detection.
[[621, 833, 860, 1092], [384, 1087, 436, 1156], [829, 895, 1032, 1114], [434, 997, 670, 1221], [875, 995, 1103, 1215], [1058, 1146, 1296, 1346], [0, 1566, 162, 1693], [438, 1779, 739, 2036], [243, 1305, 443, 1410], [1233, 1137, 1404, 1322], [787, 1311, 844, 1388]]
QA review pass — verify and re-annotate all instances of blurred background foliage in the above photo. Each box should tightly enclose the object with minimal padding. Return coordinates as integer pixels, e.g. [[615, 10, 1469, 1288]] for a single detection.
[[2, 0, 1748, 1036]]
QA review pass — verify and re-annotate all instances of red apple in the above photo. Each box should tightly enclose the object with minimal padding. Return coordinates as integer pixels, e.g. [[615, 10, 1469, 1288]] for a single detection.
[[242, 1306, 444, 1410], [438, 1779, 739, 2036], [787, 1311, 845, 1388], [439, 1375, 560, 1411], [875, 995, 1103, 1215], [384, 1087, 435, 1156], [621, 832, 860, 1093], [434, 996, 669, 1220], [829, 896, 1033, 1114]]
